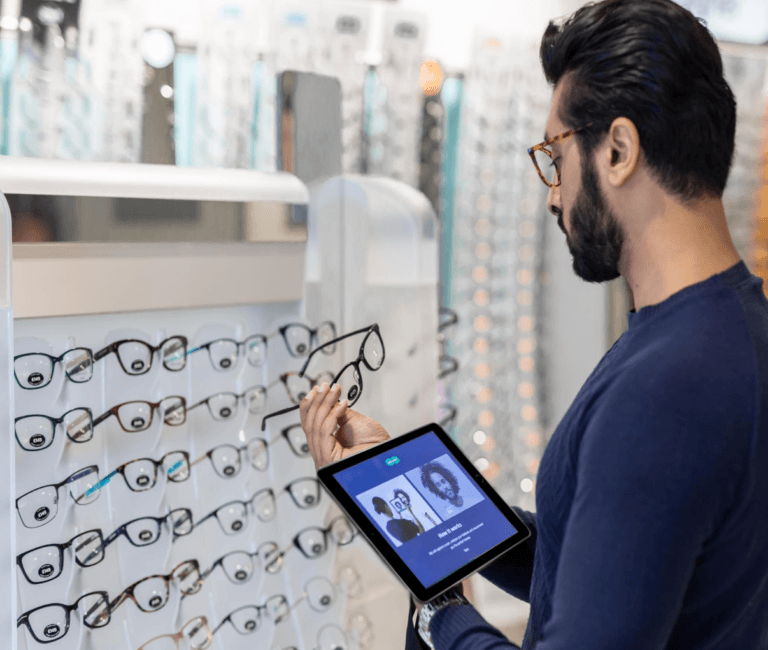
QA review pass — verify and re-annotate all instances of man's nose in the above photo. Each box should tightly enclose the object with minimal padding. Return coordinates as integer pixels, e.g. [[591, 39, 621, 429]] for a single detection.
[[547, 183, 562, 217]]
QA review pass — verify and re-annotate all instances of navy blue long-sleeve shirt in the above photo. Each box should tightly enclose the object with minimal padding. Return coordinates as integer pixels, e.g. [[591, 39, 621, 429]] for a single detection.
[[431, 261, 768, 649]]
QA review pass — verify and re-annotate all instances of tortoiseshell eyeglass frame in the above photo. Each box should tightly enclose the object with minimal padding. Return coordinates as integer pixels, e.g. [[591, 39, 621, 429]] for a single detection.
[[527, 123, 594, 188]]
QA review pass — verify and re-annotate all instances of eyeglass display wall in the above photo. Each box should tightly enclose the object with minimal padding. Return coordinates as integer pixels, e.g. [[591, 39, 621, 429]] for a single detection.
[[364, 10, 428, 188], [445, 35, 553, 513], [1, 0, 429, 186], [3, 165, 437, 650]]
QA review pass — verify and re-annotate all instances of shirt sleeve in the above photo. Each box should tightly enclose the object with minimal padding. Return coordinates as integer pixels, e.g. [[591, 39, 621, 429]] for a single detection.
[[533, 371, 748, 649], [478, 507, 537, 602], [431, 603, 522, 650]]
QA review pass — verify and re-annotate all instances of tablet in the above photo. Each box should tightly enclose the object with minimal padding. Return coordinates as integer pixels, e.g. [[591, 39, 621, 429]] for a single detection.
[[317, 423, 531, 603]]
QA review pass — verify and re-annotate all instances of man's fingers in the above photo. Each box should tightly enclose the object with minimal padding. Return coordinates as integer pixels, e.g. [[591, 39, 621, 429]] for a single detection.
[[312, 383, 342, 434], [299, 386, 319, 427], [304, 383, 328, 433], [321, 399, 348, 437]]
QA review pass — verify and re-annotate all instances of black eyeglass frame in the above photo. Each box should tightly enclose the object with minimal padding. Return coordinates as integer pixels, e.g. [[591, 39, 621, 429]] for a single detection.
[[13, 347, 94, 390], [17, 590, 111, 644], [15, 407, 95, 451], [268, 321, 338, 358], [260, 324, 385, 431], [16, 529, 104, 585]]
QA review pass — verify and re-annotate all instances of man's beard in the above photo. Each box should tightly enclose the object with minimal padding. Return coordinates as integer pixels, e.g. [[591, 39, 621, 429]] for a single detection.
[[562, 151, 625, 283]]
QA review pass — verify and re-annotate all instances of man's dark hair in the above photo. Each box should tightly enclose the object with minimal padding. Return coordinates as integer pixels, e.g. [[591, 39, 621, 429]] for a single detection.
[[393, 488, 410, 504], [372, 496, 388, 514], [540, 0, 736, 203], [420, 462, 460, 501]]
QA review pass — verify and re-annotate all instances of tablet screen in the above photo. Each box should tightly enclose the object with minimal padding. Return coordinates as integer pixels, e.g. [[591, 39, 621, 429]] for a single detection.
[[333, 430, 518, 588]]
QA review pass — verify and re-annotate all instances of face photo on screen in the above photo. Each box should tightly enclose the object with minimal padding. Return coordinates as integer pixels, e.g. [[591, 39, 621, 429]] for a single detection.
[[356, 475, 442, 547], [406, 454, 485, 522]]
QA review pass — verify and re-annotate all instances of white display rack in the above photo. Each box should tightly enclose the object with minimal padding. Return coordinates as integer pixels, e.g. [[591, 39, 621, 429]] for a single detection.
[[0, 157, 309, 318]]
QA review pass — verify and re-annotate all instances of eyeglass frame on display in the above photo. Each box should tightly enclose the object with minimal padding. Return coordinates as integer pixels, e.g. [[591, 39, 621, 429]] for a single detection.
[[16, 465, 100, 529], [13, 347, 94, 390], [438, 307, 459, 333], [80, 450, 191, 500], [15, 407, 95, 451], [106, 559, 203, 618], [438, 354, 459, 380], [79, 508, 194, 566], [280, 477, 323, 510], [185, 487, 277, 539], [187, 385, 267, 422], [17, 590, 111, 644], [438, 403, 458, 430], [187, 334, 268, 371], [189, 439, 271, 479], [210, 594, 291, 637], [268, 370, 337, 404], [16, 529, 105, 585], [200, 549, 262, 586], [262, 515, 358, 574], [93, 336, 188, 376], [527, 123, 594, 188], [266, 321, 338, 358], [91, 395, 187, 433], [260, 324, 385, 431]]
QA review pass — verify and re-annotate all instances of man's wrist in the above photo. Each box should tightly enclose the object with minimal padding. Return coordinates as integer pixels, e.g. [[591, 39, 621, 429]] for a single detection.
[[416, 589, 468, 649]]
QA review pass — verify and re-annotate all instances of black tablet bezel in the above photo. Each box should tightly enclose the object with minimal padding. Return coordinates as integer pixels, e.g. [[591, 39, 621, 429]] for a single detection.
[[317, 422, 531, 603]]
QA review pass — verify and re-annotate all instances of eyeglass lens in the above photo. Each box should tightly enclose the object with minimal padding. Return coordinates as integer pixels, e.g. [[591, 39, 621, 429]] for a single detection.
[[282, 425, 310, 457], [24, 592, 109, 644], [204, 335, 267, 371], [304, 577, 336, 612], [532, 148, 558, 186], [317, 624, 349, 650], [285, 479, 321, 509], [16, 467, 100, 528], [220, 551, 259, 584], [208, 444, 243, 478], [264, 595, 290, 623], [247, 438, 270, 471], [225, 605, 263, 634]]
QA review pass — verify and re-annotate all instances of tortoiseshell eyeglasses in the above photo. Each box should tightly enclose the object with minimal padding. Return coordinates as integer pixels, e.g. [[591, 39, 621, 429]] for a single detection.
[[527, 123, 593, 188]]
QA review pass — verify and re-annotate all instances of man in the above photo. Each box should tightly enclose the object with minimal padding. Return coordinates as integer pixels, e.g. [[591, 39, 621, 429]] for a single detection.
[[420, 462, 463, 508], [372, 495, 424, 543], [299, 0, 768, 647]]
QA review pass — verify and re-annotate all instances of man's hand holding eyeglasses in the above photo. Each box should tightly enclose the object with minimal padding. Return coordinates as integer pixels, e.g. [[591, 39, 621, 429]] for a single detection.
[[300, 383, 390, 470]]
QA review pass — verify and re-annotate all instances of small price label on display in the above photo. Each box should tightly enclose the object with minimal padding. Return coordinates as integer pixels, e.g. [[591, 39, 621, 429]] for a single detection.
[[38, 564, 54, 578]]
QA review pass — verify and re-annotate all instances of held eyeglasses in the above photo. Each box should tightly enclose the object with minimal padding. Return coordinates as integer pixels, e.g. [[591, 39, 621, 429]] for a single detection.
[[261, 323, 385, 431]]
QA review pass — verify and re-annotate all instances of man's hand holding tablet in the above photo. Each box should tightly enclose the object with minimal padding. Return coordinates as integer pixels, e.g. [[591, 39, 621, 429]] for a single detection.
[[300, 382, 390, 470]]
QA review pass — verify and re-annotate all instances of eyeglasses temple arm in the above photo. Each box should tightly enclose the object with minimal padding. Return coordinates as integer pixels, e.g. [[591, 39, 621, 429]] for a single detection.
[[92, 410, 113, 428], [93, 344, 115, 362], [261, 404, 300, 431]]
